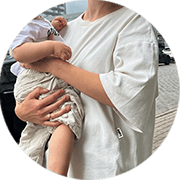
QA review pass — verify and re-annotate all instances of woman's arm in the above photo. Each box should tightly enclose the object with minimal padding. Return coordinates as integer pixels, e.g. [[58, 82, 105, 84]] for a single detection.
[[23, 57, 115, 108], [53, 60, 115, 107], [13, 41, 72, 63]]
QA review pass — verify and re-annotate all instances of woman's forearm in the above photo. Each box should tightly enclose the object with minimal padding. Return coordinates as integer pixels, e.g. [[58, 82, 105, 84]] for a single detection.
[[13, 41, 54, 63], [23, 57, 115, 107], [51, 60, 115, 108]]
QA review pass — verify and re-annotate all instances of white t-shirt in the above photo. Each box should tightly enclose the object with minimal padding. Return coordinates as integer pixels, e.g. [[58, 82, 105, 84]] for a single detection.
[[10, 16, 64, 76], [59, 7, 158, 179]]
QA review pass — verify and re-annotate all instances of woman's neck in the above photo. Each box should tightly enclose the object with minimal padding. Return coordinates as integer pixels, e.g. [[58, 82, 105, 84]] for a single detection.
[[83, 1, 123, 22]]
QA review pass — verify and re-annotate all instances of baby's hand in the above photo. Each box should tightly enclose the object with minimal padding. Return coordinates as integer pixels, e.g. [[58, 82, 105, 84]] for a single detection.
[[51, 17, 67, 32], [53, 41, 72, 61]]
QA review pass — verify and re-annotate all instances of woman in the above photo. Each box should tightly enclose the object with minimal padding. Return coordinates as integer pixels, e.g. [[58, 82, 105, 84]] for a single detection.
[[15, 0, 158, 179]]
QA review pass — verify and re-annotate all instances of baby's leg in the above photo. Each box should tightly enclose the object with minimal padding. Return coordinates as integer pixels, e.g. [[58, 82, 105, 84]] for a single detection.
[[48, 124, 74, 176]]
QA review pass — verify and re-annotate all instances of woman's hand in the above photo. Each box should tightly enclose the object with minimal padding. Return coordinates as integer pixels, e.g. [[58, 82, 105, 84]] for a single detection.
[[15, 87, 71, 127]]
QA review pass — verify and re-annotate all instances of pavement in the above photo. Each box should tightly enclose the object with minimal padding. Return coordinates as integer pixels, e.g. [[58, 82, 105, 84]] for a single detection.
[[153, 63, 179, 152]]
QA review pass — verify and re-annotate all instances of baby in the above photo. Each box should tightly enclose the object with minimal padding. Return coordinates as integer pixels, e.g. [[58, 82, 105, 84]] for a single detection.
[[10, 16, 84, 176]]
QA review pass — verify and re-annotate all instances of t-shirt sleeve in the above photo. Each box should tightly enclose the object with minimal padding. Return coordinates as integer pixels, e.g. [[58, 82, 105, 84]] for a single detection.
[[100, 16, 159, 133], [10, 21, 40, 50]]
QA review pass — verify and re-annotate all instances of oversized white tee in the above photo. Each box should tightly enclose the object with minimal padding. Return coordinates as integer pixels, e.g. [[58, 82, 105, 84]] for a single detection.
[[61, 7, 158, 179]]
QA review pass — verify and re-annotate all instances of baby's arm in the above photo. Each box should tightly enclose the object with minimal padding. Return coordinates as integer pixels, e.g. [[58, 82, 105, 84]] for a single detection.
[[13, 40, 71, 63], [13, 41, 54, 63]]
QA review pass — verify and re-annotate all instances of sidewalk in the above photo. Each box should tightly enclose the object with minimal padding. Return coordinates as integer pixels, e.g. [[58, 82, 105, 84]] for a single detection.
[[153, 108, 177, 153], [153, 64, 179, 152]]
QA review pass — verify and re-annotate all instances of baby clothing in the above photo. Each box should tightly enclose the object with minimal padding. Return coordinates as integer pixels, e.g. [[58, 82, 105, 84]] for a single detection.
[[11, 16, 65, 76], [10, 16, 84, 165]]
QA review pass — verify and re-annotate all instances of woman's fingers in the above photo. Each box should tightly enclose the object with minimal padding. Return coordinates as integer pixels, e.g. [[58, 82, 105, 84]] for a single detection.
[[38, 89, 71, 127], [50, 105, 71, 120], [42, 121, 61, 127], [28, 87, 49, 100], [40, 89, 66, 106], [43, 94, 70, 113], [42, 106, 71, 127]]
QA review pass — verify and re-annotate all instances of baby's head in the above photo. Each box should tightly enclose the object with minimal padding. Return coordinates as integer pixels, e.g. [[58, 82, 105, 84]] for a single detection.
[[51, 17, 67, 32]]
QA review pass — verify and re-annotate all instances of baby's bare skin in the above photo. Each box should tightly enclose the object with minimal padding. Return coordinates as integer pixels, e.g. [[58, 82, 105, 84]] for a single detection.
[[51, 17, 67, 32]]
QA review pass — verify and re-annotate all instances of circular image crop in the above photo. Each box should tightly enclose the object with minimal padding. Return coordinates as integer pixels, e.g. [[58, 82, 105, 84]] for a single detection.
[[0, 0, 179, 180]]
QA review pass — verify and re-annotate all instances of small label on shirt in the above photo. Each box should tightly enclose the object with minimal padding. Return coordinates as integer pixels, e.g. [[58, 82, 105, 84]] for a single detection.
[[117, 128, 123, 139]]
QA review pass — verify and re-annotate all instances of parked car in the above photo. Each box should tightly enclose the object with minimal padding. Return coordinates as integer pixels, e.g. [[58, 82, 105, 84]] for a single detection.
[[0, 55, 26, 143], [157, 34, 171, 65], [163, 47, 175, 63], [159, 49, 171, 65]]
